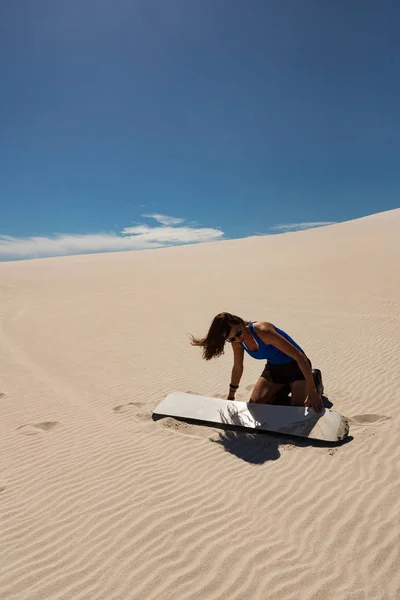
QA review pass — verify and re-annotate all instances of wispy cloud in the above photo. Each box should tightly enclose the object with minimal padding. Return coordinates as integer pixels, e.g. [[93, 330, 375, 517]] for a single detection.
[[141, 213, 184, 226], [269, 221, 336, 233], [0, 215, 224, 261]]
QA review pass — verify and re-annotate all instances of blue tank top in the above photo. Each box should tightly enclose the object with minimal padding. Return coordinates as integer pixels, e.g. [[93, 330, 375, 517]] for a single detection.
[[240, 323, 303, 364]]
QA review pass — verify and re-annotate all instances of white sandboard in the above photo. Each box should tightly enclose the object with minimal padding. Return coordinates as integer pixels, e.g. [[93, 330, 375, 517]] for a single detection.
[[153, 392, 349, 442]]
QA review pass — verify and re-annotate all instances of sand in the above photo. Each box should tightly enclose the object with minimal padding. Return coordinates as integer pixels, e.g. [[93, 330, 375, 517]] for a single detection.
[[0, 208, 399, 600]]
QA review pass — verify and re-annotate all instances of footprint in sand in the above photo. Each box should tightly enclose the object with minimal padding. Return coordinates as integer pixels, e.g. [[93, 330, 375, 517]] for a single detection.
[[17, 422, 59, 436], [348, 414, 392, 425], [114, 402, 134, 413], [113, 402, 150, 422], [0, 393, 6, 400], [0, 486, 5, 493], [113, 401, 144, 413]]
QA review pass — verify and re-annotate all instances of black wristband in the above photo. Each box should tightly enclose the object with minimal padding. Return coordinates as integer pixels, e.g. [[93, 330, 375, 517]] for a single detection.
[[229, 384, 239, 389]]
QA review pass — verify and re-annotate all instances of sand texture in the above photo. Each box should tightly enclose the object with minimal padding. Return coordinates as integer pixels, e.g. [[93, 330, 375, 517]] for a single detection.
[[0, 209, 399, 600]]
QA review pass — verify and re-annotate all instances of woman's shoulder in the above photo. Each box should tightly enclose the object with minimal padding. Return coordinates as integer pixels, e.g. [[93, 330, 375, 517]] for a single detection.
[[252, 321, 274, 332]]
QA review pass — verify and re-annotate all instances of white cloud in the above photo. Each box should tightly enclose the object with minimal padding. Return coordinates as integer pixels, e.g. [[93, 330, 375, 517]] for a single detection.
[[141, 213, 184, 226], [0, 216, 224, 261], [269, 221, 336, 233], [121, 225, 223, 243]]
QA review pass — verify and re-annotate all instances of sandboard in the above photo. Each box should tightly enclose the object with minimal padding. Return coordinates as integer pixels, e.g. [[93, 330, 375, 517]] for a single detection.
[[153, 392, 349, 442]]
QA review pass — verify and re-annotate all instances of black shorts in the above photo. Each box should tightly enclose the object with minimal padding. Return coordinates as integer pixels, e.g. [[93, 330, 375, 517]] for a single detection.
[[261, 358, 311, 385]]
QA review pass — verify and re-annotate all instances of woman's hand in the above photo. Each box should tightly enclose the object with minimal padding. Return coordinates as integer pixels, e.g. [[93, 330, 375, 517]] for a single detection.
[[305, 390, 323, 412]]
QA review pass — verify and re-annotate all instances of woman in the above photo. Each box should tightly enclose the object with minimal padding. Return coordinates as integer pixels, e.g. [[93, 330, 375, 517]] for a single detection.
[[190, 312, 323, 412]]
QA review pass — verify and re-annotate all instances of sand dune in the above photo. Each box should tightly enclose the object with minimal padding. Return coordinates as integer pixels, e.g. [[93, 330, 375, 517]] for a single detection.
[[0, 209, 399, 599]]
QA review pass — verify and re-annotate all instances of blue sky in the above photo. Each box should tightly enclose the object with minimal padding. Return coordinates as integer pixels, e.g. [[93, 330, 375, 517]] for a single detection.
[[1, 0, 399, 260]]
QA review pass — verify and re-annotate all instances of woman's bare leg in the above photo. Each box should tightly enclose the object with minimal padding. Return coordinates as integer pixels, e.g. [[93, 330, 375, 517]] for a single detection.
[[290, 380, 307, 406], [250, 377, 286, 403]]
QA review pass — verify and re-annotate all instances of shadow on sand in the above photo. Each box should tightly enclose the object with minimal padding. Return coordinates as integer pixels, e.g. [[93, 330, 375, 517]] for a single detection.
[[211, 425, 353, 464], [209, 395, 351, 464]]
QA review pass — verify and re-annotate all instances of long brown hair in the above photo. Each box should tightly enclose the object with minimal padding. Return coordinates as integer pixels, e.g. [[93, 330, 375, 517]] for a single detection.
[[190, 312, 246, 360]]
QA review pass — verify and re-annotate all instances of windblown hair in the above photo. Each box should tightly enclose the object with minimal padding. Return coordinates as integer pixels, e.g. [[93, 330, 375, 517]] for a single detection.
[[190, 312, 246, 360]]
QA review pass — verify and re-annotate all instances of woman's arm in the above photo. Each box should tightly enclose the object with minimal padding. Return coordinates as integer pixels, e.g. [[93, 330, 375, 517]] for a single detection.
[[255, 322, 322, 411], [228, 343, 244, 400]]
